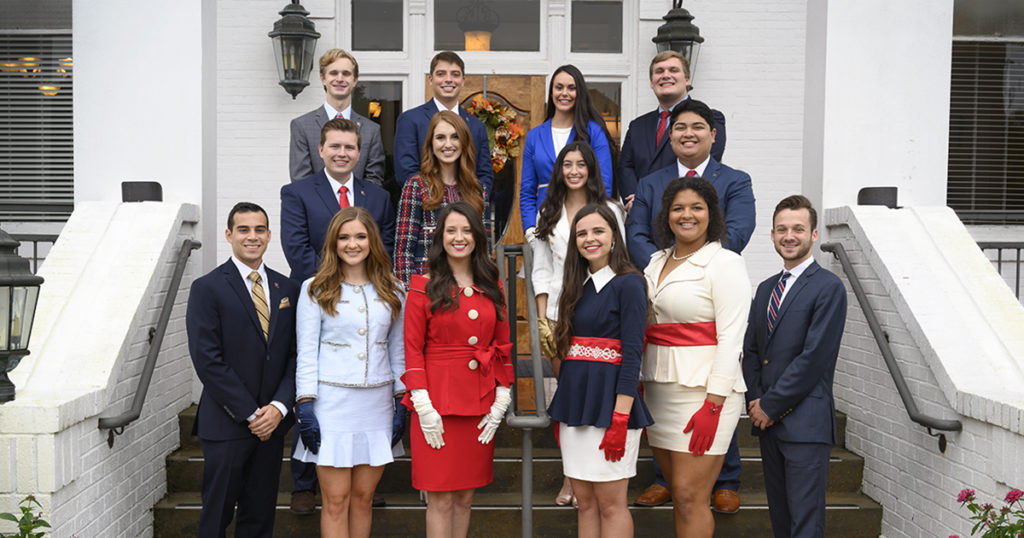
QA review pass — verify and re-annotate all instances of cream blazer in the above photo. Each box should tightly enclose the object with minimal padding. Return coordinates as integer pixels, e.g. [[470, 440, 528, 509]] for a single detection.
[[530, 201, 626, 320], [642, 241, 750, 396]]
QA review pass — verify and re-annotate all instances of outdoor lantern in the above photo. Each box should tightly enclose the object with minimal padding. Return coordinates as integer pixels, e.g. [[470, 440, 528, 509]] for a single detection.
[[268, 1, 321, 99], [652, 0, 704, 79], [0, 228, 44, 403], [458, 1, 499, 52]]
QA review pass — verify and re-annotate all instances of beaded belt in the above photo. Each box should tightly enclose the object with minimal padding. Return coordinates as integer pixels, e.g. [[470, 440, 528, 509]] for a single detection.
[[645, 322, 717, 347], [565, 336, 623, 365]]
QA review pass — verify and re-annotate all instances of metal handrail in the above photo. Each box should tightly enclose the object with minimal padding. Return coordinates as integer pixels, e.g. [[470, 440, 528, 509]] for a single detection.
[[10, 233, 59, 274], [495, 243, 550, 538], [98, 238, 201, 447], [976, 241, 1024, 299], [820, 242, 961, 452]]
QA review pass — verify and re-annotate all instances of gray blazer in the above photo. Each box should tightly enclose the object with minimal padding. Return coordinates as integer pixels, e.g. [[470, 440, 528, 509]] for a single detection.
[[289, 106, 386, 185]]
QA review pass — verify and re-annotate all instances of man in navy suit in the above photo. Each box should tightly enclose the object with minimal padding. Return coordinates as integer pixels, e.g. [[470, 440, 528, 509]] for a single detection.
[[627, 97, 753, 511], [392, 51, 493, 194], [281, 117, 395, 284], [618, 51, 726, 204], [289, 49, 386, 185], [186, 202, 299, 538], [743, 195, 847, 538]]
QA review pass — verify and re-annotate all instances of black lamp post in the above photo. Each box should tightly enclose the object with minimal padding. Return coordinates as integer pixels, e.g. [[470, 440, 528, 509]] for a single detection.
[[268, 1, 321, 99], [652, 0, 704, 78], [0, 229, 44, 403]]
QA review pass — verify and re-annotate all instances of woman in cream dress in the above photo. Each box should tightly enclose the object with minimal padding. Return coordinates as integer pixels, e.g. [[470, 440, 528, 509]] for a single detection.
[[641, 176, 751, 538]]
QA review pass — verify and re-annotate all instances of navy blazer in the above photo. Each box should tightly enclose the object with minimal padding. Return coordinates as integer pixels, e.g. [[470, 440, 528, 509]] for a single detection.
[[288, 107, 386, 185], [742, 261, 847, 444], [519, 119, 614, 230], [280, 169, 395, 282], [618, 104, 726, 198], [392, 100, 493, 194], [626, 158, 755, 268], [186, 260, 299, 442]]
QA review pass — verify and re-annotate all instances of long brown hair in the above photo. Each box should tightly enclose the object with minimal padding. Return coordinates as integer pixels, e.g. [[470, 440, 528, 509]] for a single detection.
[[425, 202, 505, 320], [308, 207, 403, 319], [554, 204, 640, 359], [418, 111, 484, 214], [535, 140, 610, 240]]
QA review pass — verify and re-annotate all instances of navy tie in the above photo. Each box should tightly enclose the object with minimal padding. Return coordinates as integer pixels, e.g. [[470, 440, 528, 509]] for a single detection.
[[767, 272, 791, 335]]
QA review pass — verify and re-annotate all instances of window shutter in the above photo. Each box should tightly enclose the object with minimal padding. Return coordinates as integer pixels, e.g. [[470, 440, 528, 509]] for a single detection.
[[0, 32, 73, 222]]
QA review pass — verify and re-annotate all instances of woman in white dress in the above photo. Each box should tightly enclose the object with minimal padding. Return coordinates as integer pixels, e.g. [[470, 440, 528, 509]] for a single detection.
[[530, 140, 625, 506], [293, 206, 406, 538]]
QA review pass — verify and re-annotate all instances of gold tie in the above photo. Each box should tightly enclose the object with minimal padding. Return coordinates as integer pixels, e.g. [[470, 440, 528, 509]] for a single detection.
[[249, 271, 270, 340]]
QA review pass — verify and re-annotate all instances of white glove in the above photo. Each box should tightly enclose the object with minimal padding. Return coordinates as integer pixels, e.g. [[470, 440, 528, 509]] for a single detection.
[[410, 389, 445, 449], [477, 386, 512, 444]]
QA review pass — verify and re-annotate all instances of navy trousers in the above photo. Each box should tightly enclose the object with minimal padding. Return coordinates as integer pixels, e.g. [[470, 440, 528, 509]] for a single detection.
[[758, 433, 831, 538], [199, 434, 284, 538], [290, 426, 318, 492]]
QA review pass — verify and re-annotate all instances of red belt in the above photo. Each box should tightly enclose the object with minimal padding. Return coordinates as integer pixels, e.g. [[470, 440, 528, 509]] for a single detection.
[[645, 322, 717, 347], [565, 336, 623, 365]]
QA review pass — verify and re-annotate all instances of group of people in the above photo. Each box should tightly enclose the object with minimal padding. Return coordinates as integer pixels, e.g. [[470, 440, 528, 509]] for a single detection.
[[185, 46, 848, 538]]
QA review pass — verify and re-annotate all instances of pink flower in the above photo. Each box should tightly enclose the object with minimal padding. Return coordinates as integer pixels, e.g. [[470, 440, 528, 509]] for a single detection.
[[1005, 488, 1022, 504], [958, 488, 975, 503]]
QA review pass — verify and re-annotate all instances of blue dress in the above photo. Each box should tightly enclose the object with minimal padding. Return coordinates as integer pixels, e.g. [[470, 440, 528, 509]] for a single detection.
[[547, 270, 653, 429]]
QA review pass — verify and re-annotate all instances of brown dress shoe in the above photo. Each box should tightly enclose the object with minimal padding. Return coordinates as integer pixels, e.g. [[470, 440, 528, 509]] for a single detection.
[[290, 490, 316, 515], [633, 484, 671, 506], [712, 489, 740, 513]]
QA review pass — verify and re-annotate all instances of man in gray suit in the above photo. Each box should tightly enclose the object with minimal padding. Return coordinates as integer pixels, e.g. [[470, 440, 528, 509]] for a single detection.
[[289, 49, 386, 185]]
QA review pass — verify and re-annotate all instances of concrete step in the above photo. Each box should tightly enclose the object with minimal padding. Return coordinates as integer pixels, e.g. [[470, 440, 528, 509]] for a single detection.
[[166, 446, 865, 495], [175, 405, 848, 451], [153, 490, 882, 537]]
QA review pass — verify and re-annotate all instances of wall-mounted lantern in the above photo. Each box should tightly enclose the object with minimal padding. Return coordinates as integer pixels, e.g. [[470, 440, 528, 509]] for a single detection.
[[0, 228, 44, 404], [268, 1, 321, 99], [652, 0, 704, 79]]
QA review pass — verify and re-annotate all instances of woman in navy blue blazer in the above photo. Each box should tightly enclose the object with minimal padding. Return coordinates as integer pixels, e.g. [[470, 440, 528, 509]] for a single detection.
[[520, 65, 616, 233]]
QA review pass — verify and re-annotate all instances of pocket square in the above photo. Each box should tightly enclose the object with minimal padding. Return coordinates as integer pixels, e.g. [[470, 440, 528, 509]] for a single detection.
[[279, 297, 291, 309]]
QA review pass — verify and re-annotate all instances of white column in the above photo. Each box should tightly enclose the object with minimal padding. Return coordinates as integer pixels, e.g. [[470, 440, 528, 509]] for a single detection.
[[803, 0, 954, 213]]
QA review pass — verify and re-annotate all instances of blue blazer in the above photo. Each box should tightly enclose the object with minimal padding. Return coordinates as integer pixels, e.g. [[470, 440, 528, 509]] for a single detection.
[[626, 158, 755, 268], [741, 261, 847, 444], [280, 169, 395, 282], [392, 100, 493, 194], [519, 119, 613, 230], [186, 260, 299, 441], [618, 104, 726, 198]]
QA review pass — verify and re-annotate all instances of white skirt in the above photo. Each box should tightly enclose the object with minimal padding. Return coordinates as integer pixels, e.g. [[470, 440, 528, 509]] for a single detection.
[[293, 383, 402, 468], [643, 382, 743, 455], [559, 423, 641, 482]]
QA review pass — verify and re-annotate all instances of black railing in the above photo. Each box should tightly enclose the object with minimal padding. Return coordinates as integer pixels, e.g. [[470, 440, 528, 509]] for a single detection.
[[98, 239, 201, 447], [976, 241, 1024, 301], [10, 233, 59, 274], [820, 242, 962, 452], [495, 243, 549, 538]]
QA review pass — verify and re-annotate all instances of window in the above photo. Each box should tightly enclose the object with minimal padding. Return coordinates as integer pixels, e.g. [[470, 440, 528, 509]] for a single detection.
[[947, 0, 1024, 223], [587, 82, 621, 146], [352, 81, 403, 199], [434, 0, 540, 52], [571, 1, 622, 53], [351, 0, 403, 51]]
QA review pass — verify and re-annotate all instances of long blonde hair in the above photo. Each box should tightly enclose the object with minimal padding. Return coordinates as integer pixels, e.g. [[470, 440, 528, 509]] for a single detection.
[[418, 111, 484, 214], [307, 207, 403, 318]]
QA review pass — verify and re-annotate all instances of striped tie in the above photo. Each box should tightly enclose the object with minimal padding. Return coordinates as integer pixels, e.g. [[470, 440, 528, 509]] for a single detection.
[[249, 271, 270, 340], [767, 272, 791, 336]]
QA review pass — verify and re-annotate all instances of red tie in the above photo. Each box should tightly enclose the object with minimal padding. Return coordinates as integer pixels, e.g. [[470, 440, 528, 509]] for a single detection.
[[655, 109, 671, 146], [335, 112, 343, 119], [338, 186, 350, 209], [685, 170, 697, 177]]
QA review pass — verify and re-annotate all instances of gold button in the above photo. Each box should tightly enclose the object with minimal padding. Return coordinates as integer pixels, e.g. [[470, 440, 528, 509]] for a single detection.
[[468, 309, 479, 320], [358, 328, 366, 335], [763, 360, 769, 365], [464, 287, 474, 297], [358, 306, 366, 312], [358, 352, 366, 359], [468, 336, 478, 345], [468, 359, 479, 370]]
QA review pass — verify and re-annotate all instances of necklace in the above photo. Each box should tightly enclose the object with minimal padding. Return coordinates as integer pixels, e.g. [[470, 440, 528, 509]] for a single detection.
[[671, 248, 698, 261]]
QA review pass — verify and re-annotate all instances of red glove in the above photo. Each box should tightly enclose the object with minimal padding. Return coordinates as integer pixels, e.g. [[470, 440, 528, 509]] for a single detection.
[[598, 411, 631, 462], [553, 421, 560, 447], [683, 399, 723, 456]]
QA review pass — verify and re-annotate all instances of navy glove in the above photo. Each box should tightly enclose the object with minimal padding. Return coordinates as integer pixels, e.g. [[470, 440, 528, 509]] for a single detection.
[[296, 400, 320, 454], [391, 395, 408, 447]]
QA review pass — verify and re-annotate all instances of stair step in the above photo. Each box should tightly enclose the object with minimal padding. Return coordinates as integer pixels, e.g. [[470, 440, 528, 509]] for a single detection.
[[166, 446, 864, 495], [176, 405, 848, 451], [153, 491, 881, 537]]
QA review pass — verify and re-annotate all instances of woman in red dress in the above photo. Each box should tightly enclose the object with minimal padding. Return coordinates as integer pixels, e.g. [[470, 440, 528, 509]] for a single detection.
[[401, 201, 514, 537]]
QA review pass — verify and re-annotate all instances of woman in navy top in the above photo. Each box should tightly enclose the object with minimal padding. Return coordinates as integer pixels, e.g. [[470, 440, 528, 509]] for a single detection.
[[520, 65, 617, 234], [547, 203, 652, 537]]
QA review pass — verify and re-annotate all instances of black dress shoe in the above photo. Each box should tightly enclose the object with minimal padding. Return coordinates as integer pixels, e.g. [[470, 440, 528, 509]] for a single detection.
[[372, 494, 386, 507]]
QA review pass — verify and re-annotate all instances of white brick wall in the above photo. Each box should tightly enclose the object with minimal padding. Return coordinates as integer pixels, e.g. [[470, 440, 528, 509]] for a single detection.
[[825, 205, 1024, 538], [0, 203, 200, 537]]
